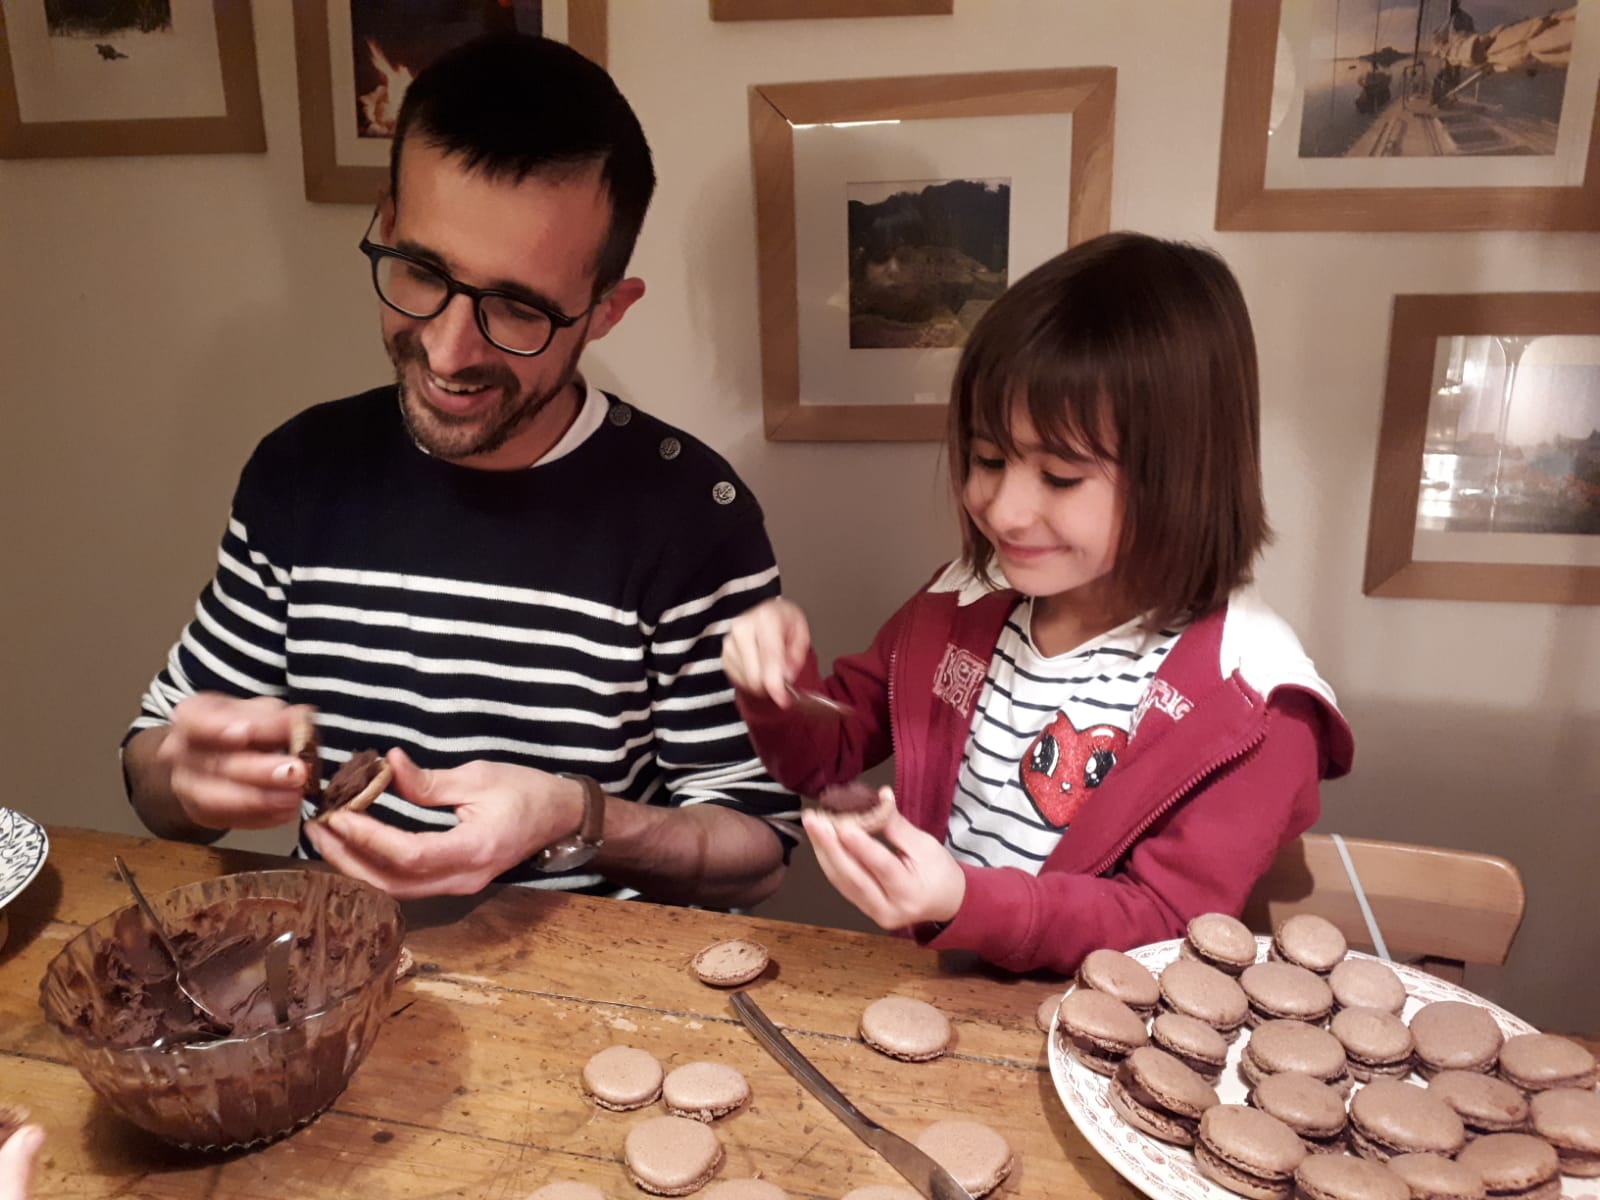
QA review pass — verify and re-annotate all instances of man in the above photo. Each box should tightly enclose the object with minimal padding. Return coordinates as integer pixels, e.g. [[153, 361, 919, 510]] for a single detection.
[[122, 35, 795, 908]]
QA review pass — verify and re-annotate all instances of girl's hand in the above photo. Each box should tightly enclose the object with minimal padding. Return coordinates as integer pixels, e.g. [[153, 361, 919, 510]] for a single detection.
[[803, 806, 966, 930], [721, 598, 812, 708]]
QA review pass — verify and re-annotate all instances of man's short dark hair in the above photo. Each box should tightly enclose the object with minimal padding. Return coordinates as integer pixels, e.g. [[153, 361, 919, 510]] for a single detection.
[[949, 232, 1271, 630], [391, 35, 656, 294]]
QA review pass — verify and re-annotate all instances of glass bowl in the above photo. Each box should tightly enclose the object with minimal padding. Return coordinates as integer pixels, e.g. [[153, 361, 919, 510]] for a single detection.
[[39, 868, 403, 1150]]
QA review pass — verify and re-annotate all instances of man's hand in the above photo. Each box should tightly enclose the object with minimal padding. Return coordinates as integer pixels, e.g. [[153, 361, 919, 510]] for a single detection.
[[720, 598, 812, 708], [157, 694, 311, 831], [0, 1125, 44, 1200], [803, 805, 966, 931], [303, 750, 585, 899]]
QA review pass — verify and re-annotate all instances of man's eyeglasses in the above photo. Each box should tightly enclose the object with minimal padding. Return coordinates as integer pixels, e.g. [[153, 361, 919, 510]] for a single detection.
[[358, 211, 602, 357]]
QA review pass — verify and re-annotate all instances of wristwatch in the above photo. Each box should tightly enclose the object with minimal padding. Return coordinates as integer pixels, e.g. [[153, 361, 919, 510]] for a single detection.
[[532, 773, 608, 872]]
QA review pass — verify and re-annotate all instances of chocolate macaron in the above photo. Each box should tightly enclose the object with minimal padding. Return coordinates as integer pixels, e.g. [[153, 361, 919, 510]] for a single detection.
[[1160, 958, 1250, 1041], [1151, 1011, 1230, 1083], [1349, 1079, 1467, 1162], [1186, 913, 1260, 975], [803, 782, 896, 833], [1497, 1032, 1600, 1094], [1271, 915, 1349, 975], [1055, 987, 1149, 1076], [310, 748, 393, 821], [1242, 962, 1335, 1028], [1428, 1070, 1531, 1137], [1293, 1152, 1411, 1200], [1107, 1046, 1220, 1146], [1250, 1071, 1349, 1155], [1455, 1133, 1561, 1200], [1529, 1086, 1600, 1177], [1331, 959, 1409, 1017], [1037, 991, 1067, 1033], [624, 1116, 725, 1197], [915, 1119, 1014, 1199], [1196, 1104, 1308, 1200], [1387, 1154, 1488, 1200], [582, 1045, 664, 1112], [1242, 1020, 1353, 1096], [860, 996, 951, 1062], [1332, 1006, 1416, 1082], [663, 1062, 750, 1122], [692, 939, 770, 988], [1077, 948, 1160, 1017], [1410, 1002, 1503, 1079]]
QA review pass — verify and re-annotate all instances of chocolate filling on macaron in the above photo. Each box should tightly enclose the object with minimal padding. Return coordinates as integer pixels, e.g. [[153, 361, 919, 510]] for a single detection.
[[1349, 1079, 1467, 1162], [1196, 1104, 1308, 1200], [1455, 1133, 1562, 1200], [1184, 912, 1259, 976], [312, 749, 392, 820], [1108, 1047, 1219, 1146], [1497, 1032, 1600, 1093], [803, 782, 896, 833], [1529, 1087, 1600, 1177], [1055, 987, 1149, 1076]]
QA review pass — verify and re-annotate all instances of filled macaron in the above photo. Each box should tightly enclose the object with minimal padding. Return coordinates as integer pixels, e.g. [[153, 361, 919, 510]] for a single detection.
[[1242, 1020, 1353, 1096], [1428, 1070, 1531, 1137], [1409, 1002, 1504, 1079], [1242, 962, 1335, 1028], [1249, 1071, 1349, 1155], [1160, 958, 1250, 1041], [1271, 915, 1348, 975], [1151, 1011, 1230, 1083], [1330, 959, 1408, 1016], [1185, 913, 1260, 975], [1332, 1006, 1416, 1082], [1077, 948, 1160, 1017], [802, 782, 897, 833], [1293, 1151, 1410, 1200], [1528, 1086, 1600, 1177], [1496, 1032, 1600, 1094], [1349, 1079, 1467, 1162], [1107, 1046, 1220, 1146], [1196, 1104, 1308, 1200], [1454, 1133, 1561, 1200], [1055, 987, 1149, 1076], [1386, 1153, 1488, 1200]]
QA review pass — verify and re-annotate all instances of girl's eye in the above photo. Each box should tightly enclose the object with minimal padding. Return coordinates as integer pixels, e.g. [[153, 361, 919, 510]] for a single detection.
[[1042, 472, 1083, 490], [971, 455, 1005, 471]]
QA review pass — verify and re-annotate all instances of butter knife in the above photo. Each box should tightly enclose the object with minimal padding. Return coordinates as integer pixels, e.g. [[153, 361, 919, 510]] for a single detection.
[[730, 991, 974, 1200]]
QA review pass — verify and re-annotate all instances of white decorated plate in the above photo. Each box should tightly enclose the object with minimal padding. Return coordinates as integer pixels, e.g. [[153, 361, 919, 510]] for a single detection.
[[0, 807, 48, 911], [1048, 936, 1600, 1200]]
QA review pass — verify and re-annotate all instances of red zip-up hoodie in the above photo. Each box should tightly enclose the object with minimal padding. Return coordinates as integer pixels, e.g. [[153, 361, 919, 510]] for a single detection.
[[738, 565, 1355, 974]]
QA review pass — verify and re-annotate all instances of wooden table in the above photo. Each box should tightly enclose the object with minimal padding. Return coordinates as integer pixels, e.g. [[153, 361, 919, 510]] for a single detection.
[[1, 827, 1133, 1200]]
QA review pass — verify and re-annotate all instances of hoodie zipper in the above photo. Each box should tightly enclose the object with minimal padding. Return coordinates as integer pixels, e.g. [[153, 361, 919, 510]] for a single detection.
[[1084, 723, 1267, 878]]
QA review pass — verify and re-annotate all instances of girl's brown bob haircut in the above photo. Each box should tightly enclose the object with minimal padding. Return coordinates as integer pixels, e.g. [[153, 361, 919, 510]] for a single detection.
[[949, 231, 1270, 629]]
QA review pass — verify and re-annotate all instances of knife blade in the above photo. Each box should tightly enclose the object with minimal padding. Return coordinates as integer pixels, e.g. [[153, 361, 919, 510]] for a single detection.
[[730, 991, 975, 1200]]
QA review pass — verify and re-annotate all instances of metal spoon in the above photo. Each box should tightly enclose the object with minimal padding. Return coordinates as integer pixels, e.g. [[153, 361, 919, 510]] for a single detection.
[[113, 855, 230, 1034], [264, 931, 294, 1027]]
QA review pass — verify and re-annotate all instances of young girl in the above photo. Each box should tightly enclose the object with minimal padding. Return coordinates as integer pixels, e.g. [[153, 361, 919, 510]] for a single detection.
[[722, 232, 1353, 975]]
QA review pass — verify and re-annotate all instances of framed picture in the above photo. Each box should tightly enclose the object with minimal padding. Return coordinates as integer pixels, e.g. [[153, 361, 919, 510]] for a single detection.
[[1365, 292, 1600, 605], [0, 0, 264, 159], [1216, 0, 1600, 231], [292, 0, 608, 204], [711, 0, 950, 20], [750, 68, 1115, 442]]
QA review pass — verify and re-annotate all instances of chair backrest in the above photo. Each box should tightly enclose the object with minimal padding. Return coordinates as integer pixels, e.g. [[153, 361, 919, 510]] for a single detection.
[[1241, 834, 1526, 983]]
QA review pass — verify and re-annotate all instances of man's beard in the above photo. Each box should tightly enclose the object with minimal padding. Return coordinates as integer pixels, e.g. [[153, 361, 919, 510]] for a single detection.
[[387, 327, 585, 463]]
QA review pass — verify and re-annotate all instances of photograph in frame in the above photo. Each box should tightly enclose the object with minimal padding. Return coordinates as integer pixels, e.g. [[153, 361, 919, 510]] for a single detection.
[[0, 0, 264, 158], [750, 68, 1116, 442], [1216, 0, 1600, 230], [294, 0, 607, 204], [1365, 292, 1600, 604]]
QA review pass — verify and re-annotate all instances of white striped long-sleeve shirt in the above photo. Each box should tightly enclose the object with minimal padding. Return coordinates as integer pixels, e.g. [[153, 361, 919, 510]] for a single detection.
[[127, 385, 799, 896]]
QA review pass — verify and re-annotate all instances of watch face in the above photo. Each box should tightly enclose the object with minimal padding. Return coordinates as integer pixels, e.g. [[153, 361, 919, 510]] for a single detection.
[[535, 837, 600, 873]]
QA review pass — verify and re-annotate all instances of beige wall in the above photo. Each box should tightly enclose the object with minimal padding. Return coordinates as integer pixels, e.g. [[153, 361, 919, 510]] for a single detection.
[[2, 1, 1596, 1030]]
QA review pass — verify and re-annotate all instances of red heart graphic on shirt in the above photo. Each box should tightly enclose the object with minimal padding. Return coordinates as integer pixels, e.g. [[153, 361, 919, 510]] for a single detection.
[[1019, 712, 1127, 828]]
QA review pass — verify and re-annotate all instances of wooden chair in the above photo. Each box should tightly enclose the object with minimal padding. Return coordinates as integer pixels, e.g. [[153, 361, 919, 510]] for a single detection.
[[1241, 834, 1526, 984]]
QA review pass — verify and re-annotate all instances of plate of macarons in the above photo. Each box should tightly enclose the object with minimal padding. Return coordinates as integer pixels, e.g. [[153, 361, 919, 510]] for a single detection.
[[1047, 914, 1600, 1200]]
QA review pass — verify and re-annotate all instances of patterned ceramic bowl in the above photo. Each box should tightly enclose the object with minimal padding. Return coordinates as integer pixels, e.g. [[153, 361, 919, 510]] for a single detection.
[[39, 869, 402, 1150]]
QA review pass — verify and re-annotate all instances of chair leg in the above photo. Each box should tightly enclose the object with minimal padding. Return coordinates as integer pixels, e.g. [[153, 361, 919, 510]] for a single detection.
[[1416, 957, 1465, 985]]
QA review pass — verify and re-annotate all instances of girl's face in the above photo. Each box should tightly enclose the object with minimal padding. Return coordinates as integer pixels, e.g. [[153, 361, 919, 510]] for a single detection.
[[962, 407, 1124, 607]]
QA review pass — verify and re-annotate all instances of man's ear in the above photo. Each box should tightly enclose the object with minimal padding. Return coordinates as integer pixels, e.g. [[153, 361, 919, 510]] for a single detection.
[[585, 277, 646, 343]]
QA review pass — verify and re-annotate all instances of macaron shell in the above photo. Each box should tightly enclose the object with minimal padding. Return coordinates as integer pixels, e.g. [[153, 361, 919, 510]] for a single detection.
[[662, 1061, 750, 1121], [1386, 1153, 1489, 1200], [914, 1119, 1014, 1198], [1037, 991, 1067, 1033], [1272, 915, 1349, 974], [1110, 1069, 1202, 1146], [1122, 1046, 1221, 1119], [1331, 959, 1409, 1016], [1497, 1033, 1600, 1092], [1249, 1070, 1349, 1140], [1187, 913, 1260, 972], [1241, 962, 1335, 1024], [1428, 1070, 1531, 1133], [1244, 1020, 1350, 1086], [860, 996, 952, 1061], [1058, 987, 1151, 1055], [1198, 1104, 1308, 1189], [1529, 1088, 1600, 1176], [1080, 948, 1161, 1012], [1161, 958, 1251, 1032], [1152, 1011, 1231, 1078], [692, 939, 770, 987], [1410, 1002, 1504, 1076], [582, 1045, 664, 1110], [624, 1116, 725, 1197], [1350, 1079, 1467, 1160], [1294, 1149, 1411, 1200], [1455, 1133, 1561, 1197]]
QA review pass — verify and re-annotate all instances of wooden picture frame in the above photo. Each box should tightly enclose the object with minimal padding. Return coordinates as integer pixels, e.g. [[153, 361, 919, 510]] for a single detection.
[[1365, 292, 1600, 604], [0, 0, 264, 159], [293, 0, 607, 205], [711, 0, 951, 19], [1216, 0, 1600, 231], [750, 68, 1115, 442]]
